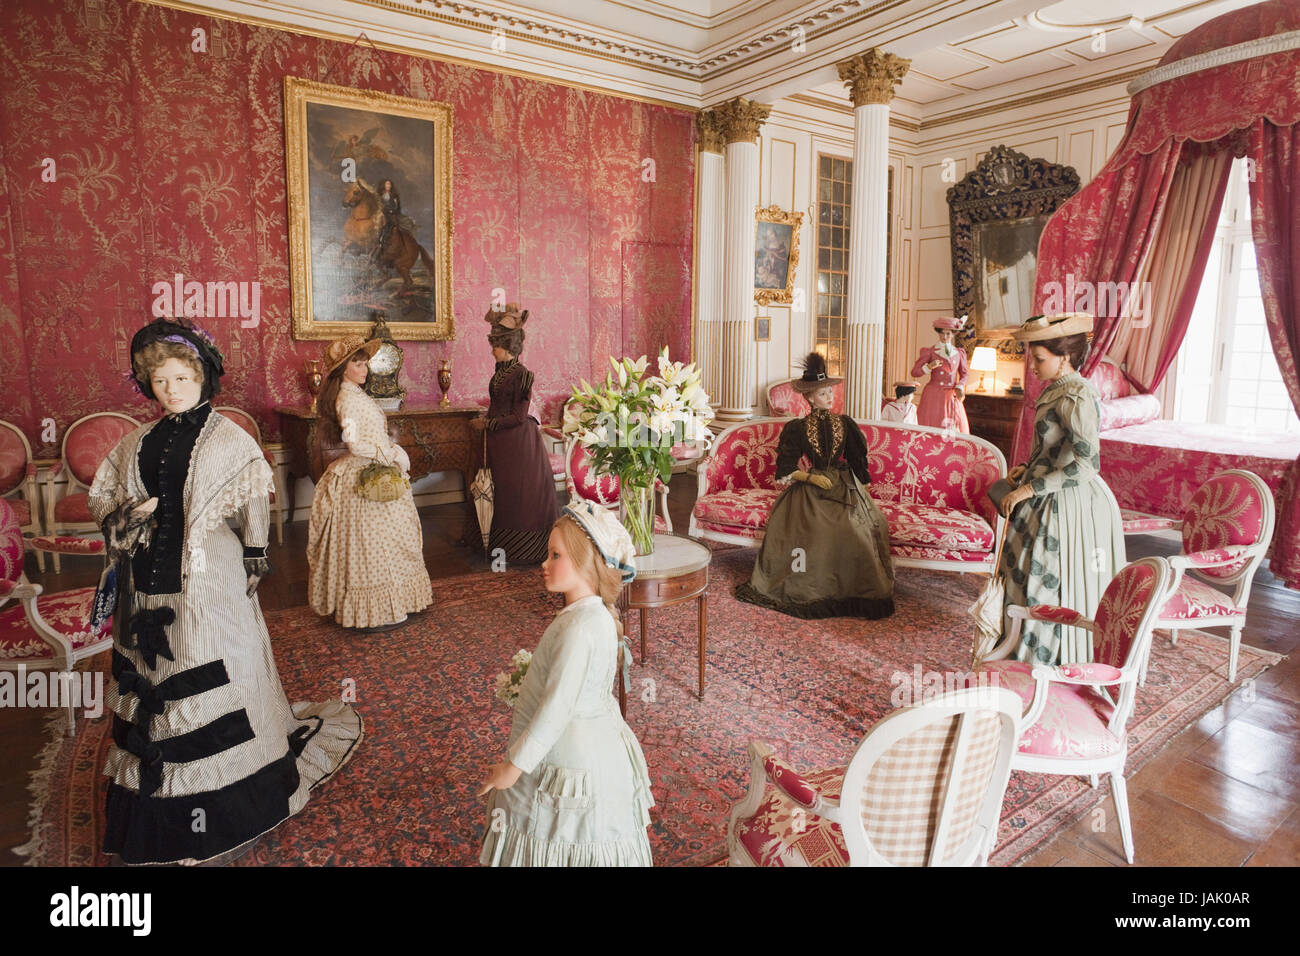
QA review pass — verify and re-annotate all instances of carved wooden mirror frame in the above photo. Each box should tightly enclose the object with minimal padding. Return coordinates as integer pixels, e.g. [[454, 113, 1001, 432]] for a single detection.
[[947, 145, 1080, 356]]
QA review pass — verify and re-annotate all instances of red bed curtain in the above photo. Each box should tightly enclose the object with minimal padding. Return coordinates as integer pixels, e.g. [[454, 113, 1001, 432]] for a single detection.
[[1249, 118, 1300, 588], [1010, 139, 1184, 461]]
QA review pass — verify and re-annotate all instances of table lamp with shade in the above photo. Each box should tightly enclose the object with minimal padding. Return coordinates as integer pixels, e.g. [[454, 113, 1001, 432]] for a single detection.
[[971, 347, 998, 392]]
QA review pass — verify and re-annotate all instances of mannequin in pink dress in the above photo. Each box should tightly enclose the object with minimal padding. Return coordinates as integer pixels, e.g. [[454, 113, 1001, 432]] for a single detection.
[[910, 315, 970, 432]]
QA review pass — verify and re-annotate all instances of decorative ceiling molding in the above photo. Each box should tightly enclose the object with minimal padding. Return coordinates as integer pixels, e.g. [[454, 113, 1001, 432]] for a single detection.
[[137, 0, 1259, 119], [370, 0, 904, 78]]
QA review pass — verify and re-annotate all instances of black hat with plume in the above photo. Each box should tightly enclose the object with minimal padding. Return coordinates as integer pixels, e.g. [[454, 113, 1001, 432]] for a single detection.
[[790, 351, 844, 393]]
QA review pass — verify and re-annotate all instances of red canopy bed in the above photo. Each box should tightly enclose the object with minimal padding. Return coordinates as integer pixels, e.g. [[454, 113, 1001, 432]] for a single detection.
[[1013, 0, 1300, 590]]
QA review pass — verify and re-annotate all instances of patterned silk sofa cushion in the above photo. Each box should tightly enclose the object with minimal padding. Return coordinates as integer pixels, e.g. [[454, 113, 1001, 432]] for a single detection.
[[692, 488, 782, 532], [874, 501, 995, 553]]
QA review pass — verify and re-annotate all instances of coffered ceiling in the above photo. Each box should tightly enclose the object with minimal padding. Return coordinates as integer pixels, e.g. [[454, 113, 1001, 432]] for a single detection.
[[160, 0, 1261, 117]]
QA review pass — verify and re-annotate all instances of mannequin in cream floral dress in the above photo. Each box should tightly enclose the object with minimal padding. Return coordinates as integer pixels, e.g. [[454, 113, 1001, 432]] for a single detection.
[[308, 335, 432, 630]]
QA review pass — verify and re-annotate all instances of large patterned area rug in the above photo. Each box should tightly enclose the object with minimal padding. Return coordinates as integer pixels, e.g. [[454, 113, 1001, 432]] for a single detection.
[[17, 549, 1280, 867]]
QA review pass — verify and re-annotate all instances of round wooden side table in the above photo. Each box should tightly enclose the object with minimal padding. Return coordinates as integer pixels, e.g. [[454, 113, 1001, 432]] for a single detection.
[[617, 533, 711, 716]]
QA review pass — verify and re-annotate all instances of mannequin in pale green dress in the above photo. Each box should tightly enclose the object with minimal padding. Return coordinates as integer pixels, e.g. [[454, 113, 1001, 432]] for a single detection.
[[999, 319, 1126, 664]]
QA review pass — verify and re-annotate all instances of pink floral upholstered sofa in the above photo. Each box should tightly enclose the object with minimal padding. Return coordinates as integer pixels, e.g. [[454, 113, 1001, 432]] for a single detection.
[[689, 418, 1007, 573]]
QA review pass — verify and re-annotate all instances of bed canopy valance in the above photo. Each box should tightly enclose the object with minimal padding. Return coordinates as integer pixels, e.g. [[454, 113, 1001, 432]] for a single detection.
[[1012, 0, 1300, 589]]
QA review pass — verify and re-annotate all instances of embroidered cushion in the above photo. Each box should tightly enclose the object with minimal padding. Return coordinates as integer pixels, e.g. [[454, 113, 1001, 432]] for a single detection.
[[979, 660, 1122, 759], [862, 425, 1002, 528], [887, 544, 992, 563], [1099, 394, 1162, 431], [876, 502, 994, 553], [31, 536, 106, 555], [0, 586, 111, 661], [691, 488, 781, 532], [1158, 576, 1242, 621], [733, 766, 850, 867]]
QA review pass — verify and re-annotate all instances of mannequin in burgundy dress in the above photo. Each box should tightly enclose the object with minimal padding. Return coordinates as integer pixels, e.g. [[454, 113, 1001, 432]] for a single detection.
[[471, 305, 559, 564]]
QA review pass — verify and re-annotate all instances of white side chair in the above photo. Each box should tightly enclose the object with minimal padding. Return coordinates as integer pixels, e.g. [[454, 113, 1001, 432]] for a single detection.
[[728, 685, 1022, 866], [978, 556, 1178, 863]]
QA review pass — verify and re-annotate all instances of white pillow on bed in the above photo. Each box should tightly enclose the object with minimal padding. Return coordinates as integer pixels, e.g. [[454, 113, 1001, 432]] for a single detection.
[[1099, 393, 1163, 431]]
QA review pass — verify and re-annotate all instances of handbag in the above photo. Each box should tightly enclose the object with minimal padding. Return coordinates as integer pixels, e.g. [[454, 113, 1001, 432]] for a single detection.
[[357, 461, 409, 502], [968, 520, 1009, 668], [986, 477, 1015, 515]]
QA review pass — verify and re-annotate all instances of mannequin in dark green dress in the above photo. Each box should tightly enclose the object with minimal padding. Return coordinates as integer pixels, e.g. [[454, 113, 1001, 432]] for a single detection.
[[736, 353, 895, 619]]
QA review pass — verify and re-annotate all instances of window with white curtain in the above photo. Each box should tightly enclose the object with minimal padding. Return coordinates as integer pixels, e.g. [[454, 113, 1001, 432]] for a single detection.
[[1175, 157, 1299, 433]]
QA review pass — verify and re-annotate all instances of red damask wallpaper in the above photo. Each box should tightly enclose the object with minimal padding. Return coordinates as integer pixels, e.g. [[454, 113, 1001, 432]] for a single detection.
[[0, 0, 696, 454]]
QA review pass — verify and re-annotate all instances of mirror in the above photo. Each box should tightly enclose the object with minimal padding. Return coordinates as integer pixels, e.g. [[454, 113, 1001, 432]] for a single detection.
[[947, 146, 1080, 356]]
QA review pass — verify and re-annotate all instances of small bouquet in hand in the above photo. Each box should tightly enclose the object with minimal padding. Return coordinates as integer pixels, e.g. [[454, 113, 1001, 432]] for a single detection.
[[493, 649, 532, 708]]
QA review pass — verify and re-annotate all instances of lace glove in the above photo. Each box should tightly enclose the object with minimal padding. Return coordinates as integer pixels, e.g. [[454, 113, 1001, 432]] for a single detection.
[[100, 498, 156, 556], [243, 549, 271, 597]]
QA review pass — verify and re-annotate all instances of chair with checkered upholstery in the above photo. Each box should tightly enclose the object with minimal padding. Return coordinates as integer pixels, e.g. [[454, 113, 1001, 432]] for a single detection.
[[977, 556, 1177, 863], [727, 685, 1022, 866], [42, 411, 138, 571]]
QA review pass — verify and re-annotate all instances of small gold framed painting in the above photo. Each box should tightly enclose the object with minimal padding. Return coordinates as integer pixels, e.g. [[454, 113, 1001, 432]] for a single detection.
[[755, 316, 771, 341], [754, 205, 802, 306]]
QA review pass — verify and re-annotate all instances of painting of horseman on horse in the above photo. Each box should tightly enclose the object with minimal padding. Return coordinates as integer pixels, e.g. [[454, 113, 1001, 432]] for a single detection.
[[301, 98, 444, 326]]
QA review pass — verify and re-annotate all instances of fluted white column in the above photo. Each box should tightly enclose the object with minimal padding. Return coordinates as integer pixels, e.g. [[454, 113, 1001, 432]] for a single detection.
[[839, 50, 910, 419], [694, 111, 726, 409], [715, 98, 770, 423]]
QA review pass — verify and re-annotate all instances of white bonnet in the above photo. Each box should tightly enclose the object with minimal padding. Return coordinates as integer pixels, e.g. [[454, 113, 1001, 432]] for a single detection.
[[560, 499, 637, 584]]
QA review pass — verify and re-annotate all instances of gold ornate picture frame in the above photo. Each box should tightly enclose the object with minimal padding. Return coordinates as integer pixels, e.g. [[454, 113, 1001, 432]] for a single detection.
[[754, 205, 802, 306], [284, 77, 454, 341]]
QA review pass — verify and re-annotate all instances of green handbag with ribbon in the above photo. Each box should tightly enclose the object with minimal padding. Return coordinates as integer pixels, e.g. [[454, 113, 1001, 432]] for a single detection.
[[357, 461, 409, 502]]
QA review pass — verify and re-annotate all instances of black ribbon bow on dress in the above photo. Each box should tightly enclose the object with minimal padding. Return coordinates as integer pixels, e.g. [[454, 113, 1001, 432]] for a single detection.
[[123, 722, 165, 798], [116, 667, 166, 719], [125, 607, 176, 670]]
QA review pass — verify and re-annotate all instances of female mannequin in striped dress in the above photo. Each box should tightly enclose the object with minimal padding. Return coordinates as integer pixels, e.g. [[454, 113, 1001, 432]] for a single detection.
[[89, 318, 362, 865]]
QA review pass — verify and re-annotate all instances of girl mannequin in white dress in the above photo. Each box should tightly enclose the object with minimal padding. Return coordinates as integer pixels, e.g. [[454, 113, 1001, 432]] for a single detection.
[[479, 501, 655, 866]]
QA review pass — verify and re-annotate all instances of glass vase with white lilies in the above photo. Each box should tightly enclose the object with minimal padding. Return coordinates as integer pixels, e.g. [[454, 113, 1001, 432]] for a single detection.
[[563, 348, 714, 556]]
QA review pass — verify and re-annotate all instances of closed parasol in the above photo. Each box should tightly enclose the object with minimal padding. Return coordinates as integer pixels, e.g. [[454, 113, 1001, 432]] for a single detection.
[[470, 430, 494, 551]]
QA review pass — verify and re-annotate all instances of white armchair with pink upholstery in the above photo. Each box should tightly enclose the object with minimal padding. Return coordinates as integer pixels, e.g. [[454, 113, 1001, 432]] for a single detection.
[[0, 499, 113, 734], [1136, 469, 1275, 684], [977, 556, 1178, 863], [41, 412, 139, 571], [690, 418, 1006, 573], [728, 685, 1022, 866], [0, 419, 41, 568]]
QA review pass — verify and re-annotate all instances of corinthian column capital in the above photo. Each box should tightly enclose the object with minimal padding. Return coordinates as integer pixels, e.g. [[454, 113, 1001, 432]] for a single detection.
[[696, 109, 726, 154], [837, 49, 911, 107], [713, 97, 771, 145]]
